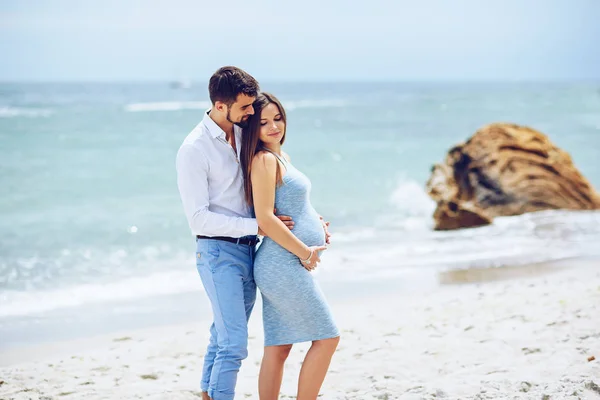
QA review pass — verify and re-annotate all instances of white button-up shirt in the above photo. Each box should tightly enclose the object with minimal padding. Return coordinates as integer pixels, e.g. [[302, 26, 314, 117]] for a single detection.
[[176, 111, 258, 237]]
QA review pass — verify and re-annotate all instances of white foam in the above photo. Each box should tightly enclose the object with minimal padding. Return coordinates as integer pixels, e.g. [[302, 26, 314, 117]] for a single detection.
[[0, 107, 53, 118], [283, 99, 347, 111], [123, 99, 347, 113], [331, 228, 377, 243], [124, 101, 211, 112], [389, 178, 436, 217], [0, 269, 202, 318], [2, 209, 599, 319], [328, 208, 600, 277]]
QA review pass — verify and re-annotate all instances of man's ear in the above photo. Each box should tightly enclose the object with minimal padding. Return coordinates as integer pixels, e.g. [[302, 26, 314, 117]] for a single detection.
[[214, 101, 227, 113]]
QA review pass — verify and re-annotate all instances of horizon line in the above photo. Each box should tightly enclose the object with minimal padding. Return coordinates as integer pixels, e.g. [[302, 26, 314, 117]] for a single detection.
[[1, 77, 600, 85]]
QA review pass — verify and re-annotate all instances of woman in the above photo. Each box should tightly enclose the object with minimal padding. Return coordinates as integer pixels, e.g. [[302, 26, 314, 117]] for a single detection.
[[240, 93, 340, 400]]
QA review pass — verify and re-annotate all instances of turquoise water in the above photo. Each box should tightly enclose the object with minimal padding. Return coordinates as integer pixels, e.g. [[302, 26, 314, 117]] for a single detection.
[[1, 81, 600, 321]]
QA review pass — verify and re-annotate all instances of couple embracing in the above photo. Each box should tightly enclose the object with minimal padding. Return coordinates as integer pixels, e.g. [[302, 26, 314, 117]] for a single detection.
[[176, 66, 340, 400]]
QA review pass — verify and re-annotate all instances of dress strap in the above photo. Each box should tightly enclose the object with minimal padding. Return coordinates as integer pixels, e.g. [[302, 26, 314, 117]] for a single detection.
[[260, 147, 288, 167]]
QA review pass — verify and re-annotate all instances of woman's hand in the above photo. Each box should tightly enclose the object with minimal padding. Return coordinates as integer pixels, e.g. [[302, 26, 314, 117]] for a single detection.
[[300, 245, 328, 271], [319, 216, 331, 244]]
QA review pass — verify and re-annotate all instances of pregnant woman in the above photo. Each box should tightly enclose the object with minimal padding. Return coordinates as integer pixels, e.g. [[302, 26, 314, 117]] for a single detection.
[[240, 93, 340, 400]]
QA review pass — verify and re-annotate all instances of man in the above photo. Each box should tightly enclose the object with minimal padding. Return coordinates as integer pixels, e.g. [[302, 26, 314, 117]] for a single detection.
[[175, 66, 276, 400], [176, 66, 330, 400]]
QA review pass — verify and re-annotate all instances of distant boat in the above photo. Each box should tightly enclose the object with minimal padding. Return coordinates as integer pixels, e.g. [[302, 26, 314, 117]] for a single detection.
[[170, 79, 192, 89]]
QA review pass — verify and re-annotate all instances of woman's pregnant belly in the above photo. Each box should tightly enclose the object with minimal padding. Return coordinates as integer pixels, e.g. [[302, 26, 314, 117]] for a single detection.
[[292, 211, 326, 248], [256, 209, 325, 262]]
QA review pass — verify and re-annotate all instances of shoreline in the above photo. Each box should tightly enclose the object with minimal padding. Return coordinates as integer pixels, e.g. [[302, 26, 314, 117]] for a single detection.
[[0, 257, 592, 355], [0, 259, 442, 353], [1, 257, 599, 399], [0, 255, 584, 354]]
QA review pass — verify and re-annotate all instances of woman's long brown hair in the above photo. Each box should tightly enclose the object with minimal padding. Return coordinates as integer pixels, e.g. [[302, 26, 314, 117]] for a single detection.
[[240, 92, 287, 206]]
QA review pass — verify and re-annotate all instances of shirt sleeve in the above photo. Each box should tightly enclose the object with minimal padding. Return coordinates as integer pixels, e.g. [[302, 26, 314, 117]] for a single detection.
[[176, 144, 258, 237]]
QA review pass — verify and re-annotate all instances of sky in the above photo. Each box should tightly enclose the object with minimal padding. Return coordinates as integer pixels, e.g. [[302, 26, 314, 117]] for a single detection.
[[1, 0, 599, 82]]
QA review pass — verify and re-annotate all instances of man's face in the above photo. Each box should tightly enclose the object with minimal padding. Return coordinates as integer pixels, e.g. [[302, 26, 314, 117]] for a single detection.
[[226, 94, 256, 128]]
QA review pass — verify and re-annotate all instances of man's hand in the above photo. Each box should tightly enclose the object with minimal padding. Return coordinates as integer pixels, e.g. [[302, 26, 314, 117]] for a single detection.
[[320, 215, 331, 244], [258, 209, 294, 236], [277, 217, 294, 230], [275, 208, 294, 230]]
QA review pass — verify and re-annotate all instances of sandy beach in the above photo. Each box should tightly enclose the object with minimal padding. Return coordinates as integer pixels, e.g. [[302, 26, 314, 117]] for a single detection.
[[1, 259, 599, 400]]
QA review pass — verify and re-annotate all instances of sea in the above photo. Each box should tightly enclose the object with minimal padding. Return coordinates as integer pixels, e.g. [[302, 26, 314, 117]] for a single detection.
[[1, 81, 600, 348]]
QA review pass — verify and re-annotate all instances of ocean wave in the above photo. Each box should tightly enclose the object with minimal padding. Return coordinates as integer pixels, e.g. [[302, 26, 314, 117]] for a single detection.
[[331, 228, 377, 243], [389, 178, 436, 218], [2, 208, 599, 319], [0, 107, 53, 118], [340, 209, 600, 274], [382, 178, 437, 232], [124, 101, 211, 112], [0, 269, 201, 318], [283, 99, 348, 111], [123, 99, 348, 113], [331, 181, 600, 276]]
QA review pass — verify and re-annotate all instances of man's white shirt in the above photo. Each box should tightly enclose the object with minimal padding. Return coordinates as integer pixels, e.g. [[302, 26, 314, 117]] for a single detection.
[[176, 111, 258, 237]]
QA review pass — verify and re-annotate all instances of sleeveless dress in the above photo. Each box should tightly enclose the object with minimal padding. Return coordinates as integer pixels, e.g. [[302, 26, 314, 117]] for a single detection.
[[253, 150, 339, 346]]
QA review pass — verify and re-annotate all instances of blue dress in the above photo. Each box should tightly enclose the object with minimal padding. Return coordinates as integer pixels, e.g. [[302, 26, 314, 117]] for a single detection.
[[253, 150, 339, 346]]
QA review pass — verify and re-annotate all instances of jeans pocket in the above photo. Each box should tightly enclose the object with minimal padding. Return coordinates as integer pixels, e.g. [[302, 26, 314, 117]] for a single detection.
[[207, 241, 221, 258], [196, 241, 221, 273]]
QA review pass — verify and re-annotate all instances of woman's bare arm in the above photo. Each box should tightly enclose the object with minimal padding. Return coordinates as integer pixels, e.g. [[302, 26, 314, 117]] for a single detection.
[[251, 152, 326, 266]]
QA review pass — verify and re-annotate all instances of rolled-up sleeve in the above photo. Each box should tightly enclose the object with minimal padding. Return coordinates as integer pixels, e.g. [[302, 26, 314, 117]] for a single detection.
[[176, 144, 258, 237]]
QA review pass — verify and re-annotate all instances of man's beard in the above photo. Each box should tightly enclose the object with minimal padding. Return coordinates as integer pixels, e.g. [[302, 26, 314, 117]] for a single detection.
[[227, 109, 250, 129]]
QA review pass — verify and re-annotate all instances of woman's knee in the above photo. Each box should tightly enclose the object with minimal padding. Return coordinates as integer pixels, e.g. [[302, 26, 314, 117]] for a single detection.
[[314, 335, 340, 351], [265, 344, 293, 362]]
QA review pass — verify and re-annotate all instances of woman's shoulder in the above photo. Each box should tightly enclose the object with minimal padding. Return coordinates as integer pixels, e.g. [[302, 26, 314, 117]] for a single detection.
[[253, 150, 278, 162], [253, 150, 291, 165], [251, 150, 278, 171]]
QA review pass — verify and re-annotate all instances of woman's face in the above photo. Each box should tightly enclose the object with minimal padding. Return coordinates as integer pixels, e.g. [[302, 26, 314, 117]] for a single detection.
[[259, 102, 285, 146]]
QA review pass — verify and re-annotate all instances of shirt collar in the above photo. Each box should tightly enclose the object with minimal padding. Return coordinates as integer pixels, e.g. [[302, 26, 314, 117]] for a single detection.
[[201, 110, 241, 139]]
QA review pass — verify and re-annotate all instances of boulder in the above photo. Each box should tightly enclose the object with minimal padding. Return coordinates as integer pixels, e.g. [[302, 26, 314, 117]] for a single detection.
[[426, 123, 600, 230]]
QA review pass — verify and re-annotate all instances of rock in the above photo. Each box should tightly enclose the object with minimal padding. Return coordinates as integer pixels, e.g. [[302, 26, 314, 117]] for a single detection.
[[522, 347, 542, 355], [520, 381, 533, 392], [426, 123, 600, 230], [586, 381, 600, 395]]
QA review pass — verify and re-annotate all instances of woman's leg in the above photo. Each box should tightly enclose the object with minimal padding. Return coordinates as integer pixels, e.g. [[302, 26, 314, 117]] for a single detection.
[[297, 336, 340, 400], [258, 344, 293, 400]]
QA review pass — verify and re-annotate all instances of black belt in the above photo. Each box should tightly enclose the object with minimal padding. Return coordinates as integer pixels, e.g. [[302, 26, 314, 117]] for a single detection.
[[196, 235, 259, 246]]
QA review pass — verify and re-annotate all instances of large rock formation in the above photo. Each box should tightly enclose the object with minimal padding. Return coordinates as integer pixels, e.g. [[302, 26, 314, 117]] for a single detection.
[[426, 123, 600, 230]]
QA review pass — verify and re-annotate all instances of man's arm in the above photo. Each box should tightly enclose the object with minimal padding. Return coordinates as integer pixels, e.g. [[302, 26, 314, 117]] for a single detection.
[[176, 144, 258, 237]]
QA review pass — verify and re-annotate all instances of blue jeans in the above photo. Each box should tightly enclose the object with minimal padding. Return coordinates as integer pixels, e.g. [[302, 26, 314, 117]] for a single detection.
[[195, 238, 256, 400]]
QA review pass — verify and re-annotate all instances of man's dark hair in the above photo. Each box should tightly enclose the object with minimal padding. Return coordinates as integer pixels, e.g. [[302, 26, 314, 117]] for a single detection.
[[208, 66, 259, 106]]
